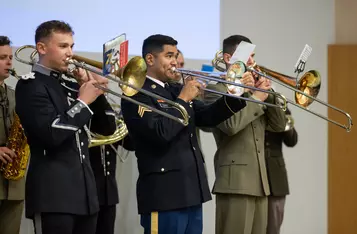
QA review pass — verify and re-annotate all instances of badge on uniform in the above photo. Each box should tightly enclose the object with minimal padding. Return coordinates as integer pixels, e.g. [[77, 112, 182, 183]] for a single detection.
[[20, 72, 35, 80], [157, 99, 172, 109], [138, 105, 152, 117]]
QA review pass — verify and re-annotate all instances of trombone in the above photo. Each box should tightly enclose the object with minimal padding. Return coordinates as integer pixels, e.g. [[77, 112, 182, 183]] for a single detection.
[[171, 65, 288, 111], [13, 45, 190, 127], [212, 50, 353, 132]]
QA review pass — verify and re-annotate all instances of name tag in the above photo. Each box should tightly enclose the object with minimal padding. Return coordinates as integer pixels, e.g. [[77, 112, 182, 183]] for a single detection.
[[158, 102, 172, 109]]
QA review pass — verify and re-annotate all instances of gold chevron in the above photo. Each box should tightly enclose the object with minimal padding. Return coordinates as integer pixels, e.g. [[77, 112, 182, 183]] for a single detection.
[[138, 105, 152, 118]]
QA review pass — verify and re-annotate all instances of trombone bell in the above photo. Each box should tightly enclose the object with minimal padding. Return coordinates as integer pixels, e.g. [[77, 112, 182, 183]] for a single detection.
[[71, 54, 147, 97], [294, 70, 321, 107]]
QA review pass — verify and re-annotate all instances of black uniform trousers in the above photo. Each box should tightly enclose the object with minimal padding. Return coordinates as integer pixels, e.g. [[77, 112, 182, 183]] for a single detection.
[[34, 212, 98, 234], [90, 138, 134, 234]]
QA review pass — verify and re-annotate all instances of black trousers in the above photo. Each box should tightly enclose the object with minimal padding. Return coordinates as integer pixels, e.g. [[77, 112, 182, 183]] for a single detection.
[[96, 205, 116, 234], [33, 212, 98, 234]]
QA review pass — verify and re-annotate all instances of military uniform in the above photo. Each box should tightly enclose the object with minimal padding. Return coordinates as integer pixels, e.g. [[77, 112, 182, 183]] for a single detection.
[[265, 108, 298, 234], [15, 63, 116, 234], [203, 83, 286, 234], [121, 77, 246, 233], [0, 84, 25, 234], [89, 136, 134, 234]]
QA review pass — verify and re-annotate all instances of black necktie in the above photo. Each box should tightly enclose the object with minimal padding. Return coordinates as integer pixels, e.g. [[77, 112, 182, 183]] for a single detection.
[[164, 83, 174, 99]]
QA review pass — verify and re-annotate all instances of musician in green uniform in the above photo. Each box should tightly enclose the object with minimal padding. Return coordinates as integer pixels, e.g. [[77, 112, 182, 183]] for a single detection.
[[0, 36, 25, 234]]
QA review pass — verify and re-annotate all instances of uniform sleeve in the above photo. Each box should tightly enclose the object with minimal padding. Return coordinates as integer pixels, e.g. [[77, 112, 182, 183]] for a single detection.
[[121, 93, 193, 145], [15, 80, 92, 148], [203, 83, 286, 135], [89, 95, 117, 136], [283, 127, 298, 147], [62, 78, 117, 136], [263, 94, 287, 132], [193, 95, 246, 128], [202, 84, 264, 136]]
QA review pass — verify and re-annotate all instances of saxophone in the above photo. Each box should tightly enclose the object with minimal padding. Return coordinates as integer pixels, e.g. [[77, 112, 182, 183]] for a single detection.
[[0, 69, 30, 180], [0, 112, 30, 180]]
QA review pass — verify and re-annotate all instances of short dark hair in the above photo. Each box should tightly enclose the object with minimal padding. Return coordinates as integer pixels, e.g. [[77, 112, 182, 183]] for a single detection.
[[178, 49, 183, 55], [223, 35, 252, 55], [0, 36, 11, 47], [35, 20, 74, 43], [142, 34, 178, 59]]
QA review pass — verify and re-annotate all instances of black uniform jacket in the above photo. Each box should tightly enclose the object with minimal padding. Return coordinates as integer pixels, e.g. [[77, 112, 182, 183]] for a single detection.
[[121, 78, 247, 214], [265, 108, 298, 196], [15, 64, 116, 218], [89, 135, 135, 206]]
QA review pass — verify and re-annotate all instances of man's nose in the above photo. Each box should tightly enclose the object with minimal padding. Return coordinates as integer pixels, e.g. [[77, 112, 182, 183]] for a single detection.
[[67, 48, 73, 57]]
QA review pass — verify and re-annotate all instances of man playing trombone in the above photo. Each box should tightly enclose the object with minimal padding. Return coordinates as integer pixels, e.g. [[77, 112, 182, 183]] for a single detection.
[[15, 20, 116, 234], [121, 34, 247, 234], [203, 35, 286, 234]]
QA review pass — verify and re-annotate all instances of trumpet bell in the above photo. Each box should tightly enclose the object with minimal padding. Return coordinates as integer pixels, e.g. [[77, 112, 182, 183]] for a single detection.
[[295, 70, 321, 107], [119, 56, 147, 97]]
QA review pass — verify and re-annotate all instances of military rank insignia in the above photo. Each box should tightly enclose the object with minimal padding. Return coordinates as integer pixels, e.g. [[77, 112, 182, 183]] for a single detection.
[[138, 105, 152, 117]]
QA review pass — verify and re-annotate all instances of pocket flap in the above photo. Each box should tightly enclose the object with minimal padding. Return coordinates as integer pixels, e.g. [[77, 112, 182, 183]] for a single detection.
[[219, 157, 248, 166]]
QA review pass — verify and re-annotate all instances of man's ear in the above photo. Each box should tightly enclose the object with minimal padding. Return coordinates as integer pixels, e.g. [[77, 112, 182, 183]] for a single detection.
[[223, 53, 231, 64], [36, 42, 46, 56], [145, 53, 155, 66]]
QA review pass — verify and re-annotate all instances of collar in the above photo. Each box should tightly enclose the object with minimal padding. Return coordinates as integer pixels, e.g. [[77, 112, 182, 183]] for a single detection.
[[32, 63, 63, 79], [146, 75, 165, 88]]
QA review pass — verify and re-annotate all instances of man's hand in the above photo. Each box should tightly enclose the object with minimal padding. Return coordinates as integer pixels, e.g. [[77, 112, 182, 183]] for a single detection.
[[78, 78, 106, 105], [252, 77, 271, 101], [178, 77, 206, 102], [241, 72, 255, 93], [72, 67, 108, 87], [0, 147, 16, 164]]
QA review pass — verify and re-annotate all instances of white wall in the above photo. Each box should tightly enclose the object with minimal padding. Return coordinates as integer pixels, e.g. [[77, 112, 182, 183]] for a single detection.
[[10, 0, 334, 233]]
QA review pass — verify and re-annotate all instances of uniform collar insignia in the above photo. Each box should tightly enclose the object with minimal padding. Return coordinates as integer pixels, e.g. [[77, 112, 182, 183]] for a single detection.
[[20, 72, 36, 80], [32, 63, 62, 79]]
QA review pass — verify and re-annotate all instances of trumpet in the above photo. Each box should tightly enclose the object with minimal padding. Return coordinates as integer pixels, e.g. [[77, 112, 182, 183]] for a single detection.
[[212, 50, 353, 132], [171, 64, 288, 111]]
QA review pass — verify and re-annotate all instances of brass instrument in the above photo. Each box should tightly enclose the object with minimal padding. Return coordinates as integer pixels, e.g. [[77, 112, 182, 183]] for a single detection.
[[212, 50, 353, 132], [171, 65, 288, 111], [0, 69, 30, 180], [67, 55, 189, 125], [14, 45, 189, 126]]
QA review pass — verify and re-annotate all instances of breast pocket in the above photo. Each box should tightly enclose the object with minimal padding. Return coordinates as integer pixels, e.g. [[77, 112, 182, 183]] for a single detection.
[[216, 157, 248, 190]]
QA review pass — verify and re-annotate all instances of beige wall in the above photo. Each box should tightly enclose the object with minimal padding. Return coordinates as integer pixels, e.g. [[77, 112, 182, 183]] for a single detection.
[[335, 0, 357, 43], [328, 1, 357, 234]]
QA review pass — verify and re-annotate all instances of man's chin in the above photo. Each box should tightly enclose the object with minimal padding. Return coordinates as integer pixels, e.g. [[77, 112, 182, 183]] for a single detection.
[[0, 74, 9, 80], [166, 73, 177, 81], [59, 65, 69, 73]]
